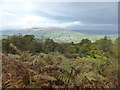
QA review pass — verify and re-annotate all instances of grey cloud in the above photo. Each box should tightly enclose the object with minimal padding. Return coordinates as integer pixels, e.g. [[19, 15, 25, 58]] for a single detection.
[[1, 2, 118, 30]]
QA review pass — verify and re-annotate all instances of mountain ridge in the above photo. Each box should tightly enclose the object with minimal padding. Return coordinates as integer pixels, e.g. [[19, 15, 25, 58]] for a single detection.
[[2, 27, 118, 43]]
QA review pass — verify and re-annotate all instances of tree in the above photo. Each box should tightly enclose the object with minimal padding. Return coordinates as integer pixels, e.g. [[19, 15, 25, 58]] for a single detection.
[[112, 37, 120, 58], [79, 39, 91, 45], [43, 38, 56, 53], [95, 36, 113, 53], [2, 35, 40, 54]]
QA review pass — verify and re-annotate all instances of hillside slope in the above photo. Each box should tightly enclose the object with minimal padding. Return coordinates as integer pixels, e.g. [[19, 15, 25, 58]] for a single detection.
[[2, 27, 118, 43]]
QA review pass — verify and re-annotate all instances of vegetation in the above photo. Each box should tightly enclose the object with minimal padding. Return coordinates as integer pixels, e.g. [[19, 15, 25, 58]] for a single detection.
[[1, 28, 118, 43], [2, 35, 119, 89]]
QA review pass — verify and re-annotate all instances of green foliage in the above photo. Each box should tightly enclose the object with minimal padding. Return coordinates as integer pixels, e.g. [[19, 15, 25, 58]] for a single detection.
[[76, 72, 105, 85], [2, 35, 119, 59], [58, 65, 75, 75], [112, 37, 120, 58], [2, 35, 38, 53], [56, 64, 75, 84], [95, 36, 113, 53], [57, 73, 74, 84], [79, 39, 91, 45], [2, 35, 119, 88], [78, 56, 107, 75]]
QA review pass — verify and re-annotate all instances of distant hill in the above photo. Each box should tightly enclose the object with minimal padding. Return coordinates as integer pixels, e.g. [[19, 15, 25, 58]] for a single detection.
[[72, 30, 118, 35], [2, 27, 118, 43]]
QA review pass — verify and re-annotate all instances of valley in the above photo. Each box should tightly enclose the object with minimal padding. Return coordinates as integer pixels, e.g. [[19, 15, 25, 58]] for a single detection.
[[2, 27, 118, 43]]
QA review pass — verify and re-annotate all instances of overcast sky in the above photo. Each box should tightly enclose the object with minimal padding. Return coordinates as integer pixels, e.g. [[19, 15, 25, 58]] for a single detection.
[[0, 2, 118, 31]]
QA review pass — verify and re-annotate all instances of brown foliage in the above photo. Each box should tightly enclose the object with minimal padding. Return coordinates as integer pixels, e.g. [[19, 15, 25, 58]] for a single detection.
[[2, 54, 30, 88]]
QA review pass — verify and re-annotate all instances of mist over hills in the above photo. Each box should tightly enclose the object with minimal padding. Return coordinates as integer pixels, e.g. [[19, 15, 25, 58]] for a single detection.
[[2, 27, 118, 43]]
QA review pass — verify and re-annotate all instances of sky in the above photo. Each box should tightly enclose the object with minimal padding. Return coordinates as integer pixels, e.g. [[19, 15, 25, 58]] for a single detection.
[[0, 2, 118, 31]]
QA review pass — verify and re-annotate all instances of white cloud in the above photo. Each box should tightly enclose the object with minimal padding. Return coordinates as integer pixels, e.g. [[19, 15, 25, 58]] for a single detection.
[[2, 15, 82, 29], [0, 2, 117, 31], [41, 21, 82, 28]]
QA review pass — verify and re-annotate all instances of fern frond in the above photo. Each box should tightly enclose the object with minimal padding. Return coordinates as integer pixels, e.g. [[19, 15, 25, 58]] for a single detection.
[[57, 73, 74, 84], [58, 65, 75, 75], [3, 79, 25, 88], [31, 58, 46, 66], [33, 74, 57, 81], [41, 74, 57, 81], [3, 79, 11, 88], [9, 43, 21, 55], [76, 72, 105, 83]]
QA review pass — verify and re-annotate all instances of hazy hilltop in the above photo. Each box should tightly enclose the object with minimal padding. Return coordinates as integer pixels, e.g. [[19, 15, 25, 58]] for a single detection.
[[2, 27, 118, 43]]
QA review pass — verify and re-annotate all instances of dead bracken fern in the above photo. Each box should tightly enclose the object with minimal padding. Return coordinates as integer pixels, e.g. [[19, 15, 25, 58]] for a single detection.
[[33, 74, 57, 81], [10, 43, 31, 61], [2, 43, 118, 88]]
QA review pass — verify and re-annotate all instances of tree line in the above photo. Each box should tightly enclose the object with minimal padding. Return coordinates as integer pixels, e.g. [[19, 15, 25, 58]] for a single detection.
[[2, 35, 120, 59]]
